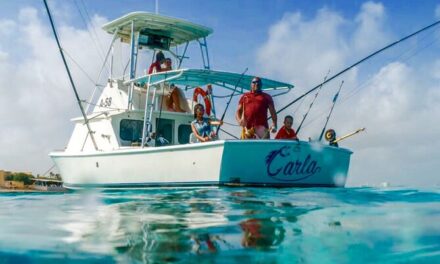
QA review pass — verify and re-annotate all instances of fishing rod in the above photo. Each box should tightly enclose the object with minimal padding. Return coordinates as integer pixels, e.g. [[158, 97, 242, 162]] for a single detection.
[[296, 70, 330, 134], [332, 128, 366, 144], [43, 0, 99, 151], [215, 68, 248, 135], [318, 80, 344, 141], [275, 18, 440, 116]]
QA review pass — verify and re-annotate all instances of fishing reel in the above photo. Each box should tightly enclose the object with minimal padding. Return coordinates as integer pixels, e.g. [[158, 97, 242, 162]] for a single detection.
[[324, 129, 336, 142]]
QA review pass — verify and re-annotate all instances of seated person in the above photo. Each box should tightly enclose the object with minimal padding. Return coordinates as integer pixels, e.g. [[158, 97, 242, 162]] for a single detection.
[[190, 103, 222, 143], [162, 58, 173, 71], [165, 83, 186, 112], [275, 115, 298, 140], [148, 51, 165, 74]]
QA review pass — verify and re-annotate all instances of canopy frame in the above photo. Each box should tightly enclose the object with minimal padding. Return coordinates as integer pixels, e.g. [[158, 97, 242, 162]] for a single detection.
[[128, 69, 294, 93]]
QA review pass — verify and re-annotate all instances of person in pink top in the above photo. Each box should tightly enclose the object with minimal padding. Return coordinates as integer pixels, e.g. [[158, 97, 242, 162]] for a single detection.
[[235, 77, 277, 139]]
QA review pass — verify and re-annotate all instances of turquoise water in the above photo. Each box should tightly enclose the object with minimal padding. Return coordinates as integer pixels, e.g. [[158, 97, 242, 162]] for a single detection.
[[0, 187, 439, 263]]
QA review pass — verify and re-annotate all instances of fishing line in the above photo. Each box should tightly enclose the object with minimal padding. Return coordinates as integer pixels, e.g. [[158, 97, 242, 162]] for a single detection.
[[294, 26, 440, 132], [296, 70, 330, 134], [216, 68, 248, 135], [74, 0, 106, 63], [221, 121, 240, 127], [62, 49, 100, 86], [274, 18, 440, 117]]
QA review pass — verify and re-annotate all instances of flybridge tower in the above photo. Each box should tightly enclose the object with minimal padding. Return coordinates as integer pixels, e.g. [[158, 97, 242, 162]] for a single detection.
[[101, 12, 214, 82]]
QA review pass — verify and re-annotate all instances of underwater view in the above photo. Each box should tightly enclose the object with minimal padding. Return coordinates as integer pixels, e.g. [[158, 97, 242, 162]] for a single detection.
[[1, 187, 439, 263]]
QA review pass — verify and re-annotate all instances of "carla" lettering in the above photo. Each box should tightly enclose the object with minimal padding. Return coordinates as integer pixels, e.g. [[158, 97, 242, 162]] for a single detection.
[[265, 146, 321, 181]]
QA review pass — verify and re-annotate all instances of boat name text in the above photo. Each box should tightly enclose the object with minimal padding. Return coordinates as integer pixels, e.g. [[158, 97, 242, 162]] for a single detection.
[[265, 146, 321, 181]]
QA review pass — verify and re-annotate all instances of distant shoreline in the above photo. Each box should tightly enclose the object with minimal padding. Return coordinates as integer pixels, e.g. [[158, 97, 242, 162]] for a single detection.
[[0, 187, 41, 193], [0, 187, 65, 193]]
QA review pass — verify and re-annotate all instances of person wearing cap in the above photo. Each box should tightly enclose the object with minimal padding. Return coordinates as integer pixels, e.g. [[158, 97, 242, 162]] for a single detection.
[[235, 77, 277, 139]]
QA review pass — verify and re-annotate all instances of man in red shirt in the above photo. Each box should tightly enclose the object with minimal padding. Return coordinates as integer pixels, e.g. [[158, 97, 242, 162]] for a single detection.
[[236, 77, 277, 139], [275, 115, 298, 140]]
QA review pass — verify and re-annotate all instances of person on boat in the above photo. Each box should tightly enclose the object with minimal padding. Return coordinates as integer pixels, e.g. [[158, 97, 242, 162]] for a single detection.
[[148, 51, 165, 74], [190, 103, 222, 143], [235, 77, 277, 139], [162, 58, 173, 71], [165, 83, 186, 112], [275, 115, 298, 140]]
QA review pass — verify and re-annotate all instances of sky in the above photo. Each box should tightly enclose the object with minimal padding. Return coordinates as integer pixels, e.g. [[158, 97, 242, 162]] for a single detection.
[[0, 0, 440, 187]]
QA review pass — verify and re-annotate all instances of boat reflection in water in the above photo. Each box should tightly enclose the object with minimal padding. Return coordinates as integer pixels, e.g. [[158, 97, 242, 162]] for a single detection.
[[57, 188, 313, 263], [3, 187, 439, 262]]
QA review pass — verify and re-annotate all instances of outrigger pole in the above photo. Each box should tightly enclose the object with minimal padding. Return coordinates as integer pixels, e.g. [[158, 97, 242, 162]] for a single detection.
[[43, 0, 98, 151], [275, 18, 440, 116]]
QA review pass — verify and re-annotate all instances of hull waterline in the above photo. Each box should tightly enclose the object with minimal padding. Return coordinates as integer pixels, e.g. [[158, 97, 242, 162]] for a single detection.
[[50, 140, 352, 189]]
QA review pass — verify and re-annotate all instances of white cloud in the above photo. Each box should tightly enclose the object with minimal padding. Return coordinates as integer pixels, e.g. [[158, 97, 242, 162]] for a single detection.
[[256, 2, 440, 186], [0, 6, 111, 174], [256, 8, 348, 89], [436, 4, 440, 19], [352, 2, 390, 53], [0, 19, 15, 35]]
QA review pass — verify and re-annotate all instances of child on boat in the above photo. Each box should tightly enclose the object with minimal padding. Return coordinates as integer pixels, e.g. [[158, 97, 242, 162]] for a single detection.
[[190, 103, 222, 143], [275, 115, 298, 140]]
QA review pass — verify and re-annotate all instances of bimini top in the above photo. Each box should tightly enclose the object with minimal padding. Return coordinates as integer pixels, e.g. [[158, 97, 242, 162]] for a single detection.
[[102, 12, 213, 47], [130, 69, 294, 92]]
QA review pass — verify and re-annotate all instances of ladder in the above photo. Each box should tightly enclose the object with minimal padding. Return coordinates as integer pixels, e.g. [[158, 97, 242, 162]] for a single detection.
[[141, 75, 157, 147]]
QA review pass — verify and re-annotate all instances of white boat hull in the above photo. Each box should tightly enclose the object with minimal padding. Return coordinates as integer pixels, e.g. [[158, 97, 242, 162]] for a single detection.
[[50, 140, 352, 188]]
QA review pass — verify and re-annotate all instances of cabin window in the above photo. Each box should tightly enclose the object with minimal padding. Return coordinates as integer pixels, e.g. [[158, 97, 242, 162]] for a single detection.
[[178, 125, 192, 144], [120, 119, 143, 142], [155, 118, 174, 146]]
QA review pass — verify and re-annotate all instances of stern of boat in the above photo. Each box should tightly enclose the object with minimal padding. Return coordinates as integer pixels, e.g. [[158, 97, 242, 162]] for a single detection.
[[219, 140, 352, 187]]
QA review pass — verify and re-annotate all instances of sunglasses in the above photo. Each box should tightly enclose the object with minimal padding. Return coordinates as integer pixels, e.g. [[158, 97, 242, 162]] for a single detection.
[[252, 81, 260, 84]]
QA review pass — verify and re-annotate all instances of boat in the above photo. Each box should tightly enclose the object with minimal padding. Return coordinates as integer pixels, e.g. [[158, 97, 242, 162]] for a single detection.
[[48, 11, 353, 189], [33, 178, 65, 192]]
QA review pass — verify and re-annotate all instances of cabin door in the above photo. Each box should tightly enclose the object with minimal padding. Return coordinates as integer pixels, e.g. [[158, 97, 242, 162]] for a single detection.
[[155, 118, 174, 146]]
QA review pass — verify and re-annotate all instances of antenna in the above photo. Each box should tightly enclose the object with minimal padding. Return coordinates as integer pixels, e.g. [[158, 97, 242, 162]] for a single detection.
[[155, 0, 159, 14]]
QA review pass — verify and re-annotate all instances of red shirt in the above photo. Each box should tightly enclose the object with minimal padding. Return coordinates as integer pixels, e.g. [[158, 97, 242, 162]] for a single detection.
[[148, 61, 162, 74], [275, 126, 298, 140], [238, 91, 274, 128]]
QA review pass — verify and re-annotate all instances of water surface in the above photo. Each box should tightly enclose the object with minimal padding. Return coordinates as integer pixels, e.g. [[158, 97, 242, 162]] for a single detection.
[[1, 187, 439, 263]]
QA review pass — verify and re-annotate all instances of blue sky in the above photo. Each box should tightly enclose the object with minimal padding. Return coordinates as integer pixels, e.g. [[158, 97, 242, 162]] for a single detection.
[[1, 0, 440, 187]]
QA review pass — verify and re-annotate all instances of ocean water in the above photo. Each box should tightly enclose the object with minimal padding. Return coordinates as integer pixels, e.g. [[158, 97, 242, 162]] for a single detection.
[[0, 187, 439, 263]]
